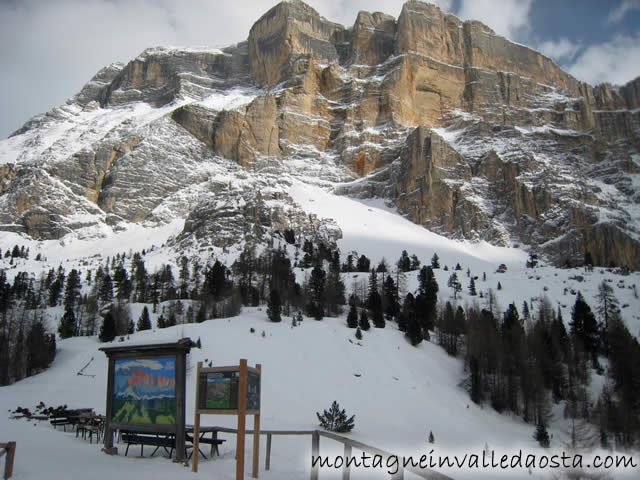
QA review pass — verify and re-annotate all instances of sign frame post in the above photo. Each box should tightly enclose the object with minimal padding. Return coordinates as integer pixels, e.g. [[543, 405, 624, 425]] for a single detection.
[[192, 359, 261, 479], [100, 339, 193, 463]]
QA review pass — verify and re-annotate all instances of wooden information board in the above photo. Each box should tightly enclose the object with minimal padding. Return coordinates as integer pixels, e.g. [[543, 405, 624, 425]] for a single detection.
[[193, 359, 261, 479]]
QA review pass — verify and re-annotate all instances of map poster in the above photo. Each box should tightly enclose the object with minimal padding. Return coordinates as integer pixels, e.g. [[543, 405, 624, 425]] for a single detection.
[[246, 371, 261, 411], [198, 370, 239, 410]]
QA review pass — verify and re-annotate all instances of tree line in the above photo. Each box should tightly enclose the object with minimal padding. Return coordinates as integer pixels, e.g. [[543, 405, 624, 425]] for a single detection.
[[1, 240, 639, 451]]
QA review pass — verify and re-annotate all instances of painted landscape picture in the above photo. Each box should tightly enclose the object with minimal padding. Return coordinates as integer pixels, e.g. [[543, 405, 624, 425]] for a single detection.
[[112, 357, 176, 425]]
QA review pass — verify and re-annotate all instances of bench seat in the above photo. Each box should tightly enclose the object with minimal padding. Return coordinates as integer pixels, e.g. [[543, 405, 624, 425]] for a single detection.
[[121, 433, 175, 457]]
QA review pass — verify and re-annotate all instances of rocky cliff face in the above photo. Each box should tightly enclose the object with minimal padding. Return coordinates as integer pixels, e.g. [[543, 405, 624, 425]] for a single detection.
[[1, 1, 639, 268]]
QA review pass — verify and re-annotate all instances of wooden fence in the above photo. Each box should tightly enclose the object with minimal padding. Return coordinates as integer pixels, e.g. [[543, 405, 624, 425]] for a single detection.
[[211, 427, 453, 480], [0, 442, 16, 480]]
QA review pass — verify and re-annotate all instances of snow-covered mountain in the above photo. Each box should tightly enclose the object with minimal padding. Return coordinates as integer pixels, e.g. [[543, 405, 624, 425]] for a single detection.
[[2, 2, 640, 478], [0, 0, 639, 269]]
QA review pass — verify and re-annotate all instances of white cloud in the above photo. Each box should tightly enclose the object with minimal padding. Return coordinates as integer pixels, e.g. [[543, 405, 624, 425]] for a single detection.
[[456, 0, 533, 39], [535, 37, 581, 64], [566, 33, 640, 86], [116, 358, 174, 371], [605, 0, 640, 25]]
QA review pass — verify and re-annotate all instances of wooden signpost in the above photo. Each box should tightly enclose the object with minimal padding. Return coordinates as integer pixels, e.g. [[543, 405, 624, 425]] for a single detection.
[[193, 359, 261, 479]]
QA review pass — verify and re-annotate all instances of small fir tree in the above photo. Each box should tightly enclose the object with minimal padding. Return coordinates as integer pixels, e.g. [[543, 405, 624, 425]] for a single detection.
[[534, 423, 550, 448], [58, 307, 76, 339], [468, 277, 477, 296], [346, 301, 358, 328], [99, 311, 117, 342], [316, 400, 355, 433], [428, 431, 435, 443], [137, 306, 152, 331], [358, 309, 370, 331]]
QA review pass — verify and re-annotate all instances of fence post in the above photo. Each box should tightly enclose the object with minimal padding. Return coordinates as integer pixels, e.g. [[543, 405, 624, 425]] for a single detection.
[[390, 466, 404, 480], [310, 431, 320, 480], [4, 442, 16, 480], [265, 433, 272, 471], [342, 444, 351, 480]]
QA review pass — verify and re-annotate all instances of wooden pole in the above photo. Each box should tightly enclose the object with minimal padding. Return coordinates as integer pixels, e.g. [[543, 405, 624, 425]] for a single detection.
[[310, 431, 319, 480], [236, 359, 248, 480], [3, 442, 16, 480], [265, 434, 272, 471], [192, 361, 202, 473], [251, 364, 261, 478], [176, 351, 186, 463], [102, 357, 117, 454]]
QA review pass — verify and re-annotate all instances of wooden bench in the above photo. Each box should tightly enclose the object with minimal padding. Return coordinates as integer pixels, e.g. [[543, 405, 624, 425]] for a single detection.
[[185, 433, 226, 459], [121, 433, 176, 457], [50, 418, 74, 432], [76, 420, 103, 444]]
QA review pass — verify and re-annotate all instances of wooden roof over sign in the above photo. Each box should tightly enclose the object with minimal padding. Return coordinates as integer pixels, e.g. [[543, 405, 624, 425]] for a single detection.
[[99, 338, 195, 356]]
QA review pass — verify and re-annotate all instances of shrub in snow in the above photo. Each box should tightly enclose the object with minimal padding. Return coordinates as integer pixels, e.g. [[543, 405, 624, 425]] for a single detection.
[[534, 423, 550, 448], [316, 400, 355, 433]]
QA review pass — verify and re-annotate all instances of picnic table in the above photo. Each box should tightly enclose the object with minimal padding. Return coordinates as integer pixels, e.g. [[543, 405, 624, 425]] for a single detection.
[[185, 426, 226, 459], [118, 426, 225, 460], [120, 430, 177, 458]]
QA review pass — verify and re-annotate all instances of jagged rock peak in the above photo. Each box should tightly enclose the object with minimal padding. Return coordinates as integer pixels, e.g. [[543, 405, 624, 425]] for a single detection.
[[248, 0, 347, 85]]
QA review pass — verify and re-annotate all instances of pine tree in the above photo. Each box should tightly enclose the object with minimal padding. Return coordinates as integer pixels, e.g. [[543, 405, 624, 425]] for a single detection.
[[267, 288, 282, 323], [26, 320, 54, 376], [431, 253, 440, 269], [410, 254, 421, 271], [570, 292, 599, 363], [58, 307, 77, 339], [534, 423, 550, 448], [196, 304, 206, 323], [397, 250, 411, 272], [416, 266, 438, 334], [99, 274, 114, 305], [316, 401, 355, 433], [0, 332, 9, 385], [428, 431, 435, 443], [595, 281, 618, 356], [63, 268, 82, 310], [358, 309, 370, 331], [137, 306, 152, 331], [99, 312, 116, 342], [307, 265, 326, 320], [447, 272, 462, 299], [382, 275, 399, 322], [346, 299, 358, 328], [468, 277, 477, 296]]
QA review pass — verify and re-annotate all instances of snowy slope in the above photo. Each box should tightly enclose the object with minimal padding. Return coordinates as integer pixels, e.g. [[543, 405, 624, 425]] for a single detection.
[[2, 182, 640, 479], [3, 309, 636, 480]]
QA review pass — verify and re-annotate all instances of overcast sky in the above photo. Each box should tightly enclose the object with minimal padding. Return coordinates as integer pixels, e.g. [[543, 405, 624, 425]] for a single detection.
[[1, 0, 639, 139]]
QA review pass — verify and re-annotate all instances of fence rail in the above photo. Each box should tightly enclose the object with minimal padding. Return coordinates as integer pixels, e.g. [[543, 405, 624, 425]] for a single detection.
[[210, 427, 453, 480], [0, 442, 16, 480]]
